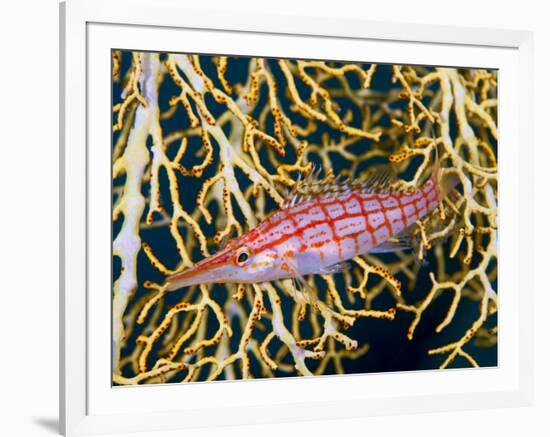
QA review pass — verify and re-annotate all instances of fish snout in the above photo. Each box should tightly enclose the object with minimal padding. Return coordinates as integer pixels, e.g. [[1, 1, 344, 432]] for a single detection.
[[165, 251, 234, 290]]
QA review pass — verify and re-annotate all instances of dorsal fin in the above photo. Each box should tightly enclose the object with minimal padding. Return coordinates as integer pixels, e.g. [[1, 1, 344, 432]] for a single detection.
[[283, 164, 416, 208]]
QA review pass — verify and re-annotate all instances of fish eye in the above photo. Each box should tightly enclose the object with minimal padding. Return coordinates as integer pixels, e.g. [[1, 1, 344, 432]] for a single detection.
[[235, 247, 251, 266]]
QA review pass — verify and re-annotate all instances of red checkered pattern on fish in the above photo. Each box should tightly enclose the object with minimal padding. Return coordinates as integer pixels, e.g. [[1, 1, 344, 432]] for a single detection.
[[244, 177, 440, 260]]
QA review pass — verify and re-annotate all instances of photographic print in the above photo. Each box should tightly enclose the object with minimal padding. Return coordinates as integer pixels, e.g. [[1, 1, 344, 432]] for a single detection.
[[111, 50, 498, 385]]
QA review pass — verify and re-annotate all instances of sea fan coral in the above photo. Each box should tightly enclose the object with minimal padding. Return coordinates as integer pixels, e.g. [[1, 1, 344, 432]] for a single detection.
[[112, 51, 498, 384]]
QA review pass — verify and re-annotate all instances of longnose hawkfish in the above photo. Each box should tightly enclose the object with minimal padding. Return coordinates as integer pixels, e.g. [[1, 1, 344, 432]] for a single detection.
[[166, 160, 458, 293]]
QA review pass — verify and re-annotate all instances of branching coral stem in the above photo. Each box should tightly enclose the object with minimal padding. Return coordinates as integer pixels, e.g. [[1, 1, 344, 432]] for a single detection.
[[112, 53, 161, 374]]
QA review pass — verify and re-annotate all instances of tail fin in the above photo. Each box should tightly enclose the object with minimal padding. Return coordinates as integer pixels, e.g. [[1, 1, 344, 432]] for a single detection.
[[430, 149, 460, 198], [439, 171, 461, 198]]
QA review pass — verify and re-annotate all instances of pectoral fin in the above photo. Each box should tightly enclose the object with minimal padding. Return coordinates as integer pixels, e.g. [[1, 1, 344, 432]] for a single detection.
[[285, 262, 318, 304], [370, 239, 412, 254], [317, 262, 351, 274], [371, 227, 415, 254]]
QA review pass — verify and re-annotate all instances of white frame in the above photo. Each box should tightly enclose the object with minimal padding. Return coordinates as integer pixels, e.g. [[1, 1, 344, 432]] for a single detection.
[[60, 0, 534, 435]]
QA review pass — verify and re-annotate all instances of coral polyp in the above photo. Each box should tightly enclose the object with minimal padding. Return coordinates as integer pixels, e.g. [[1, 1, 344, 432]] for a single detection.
[[112, 51, 498, 385]]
